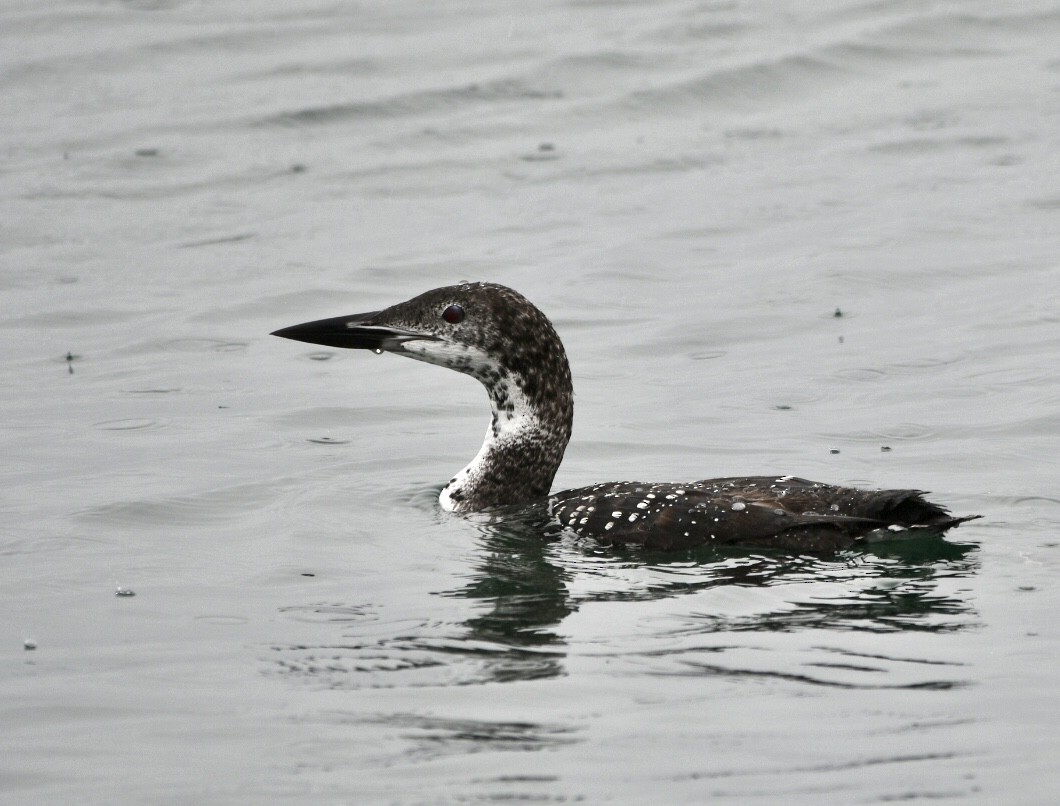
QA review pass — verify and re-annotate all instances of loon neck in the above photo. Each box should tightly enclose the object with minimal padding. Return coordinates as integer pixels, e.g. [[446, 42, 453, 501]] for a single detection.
[[439, 351, 573, 512]]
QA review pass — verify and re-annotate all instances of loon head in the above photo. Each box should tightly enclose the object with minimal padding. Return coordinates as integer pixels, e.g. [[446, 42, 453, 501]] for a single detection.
[[272, 281, 574, 510]]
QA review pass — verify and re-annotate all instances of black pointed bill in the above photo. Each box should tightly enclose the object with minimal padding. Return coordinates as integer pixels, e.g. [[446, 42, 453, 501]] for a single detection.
[[271, 312, 436, 352]]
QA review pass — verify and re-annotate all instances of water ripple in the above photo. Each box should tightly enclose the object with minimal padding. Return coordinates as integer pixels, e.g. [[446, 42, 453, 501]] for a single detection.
[[364, 713, 581, 759], [672, 658, 967, 690], [625, 54, 847, 113], [76, 480, 287, 526], [262, 78, 563, 128], [93, 417, 167, 432], [159, 338, 248, 353], [266, 634, 565, 689]]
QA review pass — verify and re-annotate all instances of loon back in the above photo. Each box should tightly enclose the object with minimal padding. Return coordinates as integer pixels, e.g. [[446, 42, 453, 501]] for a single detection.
[[272, 281, 980, 552]]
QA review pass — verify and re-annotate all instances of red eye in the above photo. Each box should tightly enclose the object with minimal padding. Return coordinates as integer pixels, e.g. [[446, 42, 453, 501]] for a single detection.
[[442, 304, 465, 324]]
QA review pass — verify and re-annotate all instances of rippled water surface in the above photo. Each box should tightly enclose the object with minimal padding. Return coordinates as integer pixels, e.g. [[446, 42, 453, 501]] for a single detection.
[[3, 1, 1059, 803]]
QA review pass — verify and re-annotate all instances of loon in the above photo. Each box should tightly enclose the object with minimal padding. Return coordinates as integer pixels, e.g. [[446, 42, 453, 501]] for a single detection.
[[272, 282, 979, 552]]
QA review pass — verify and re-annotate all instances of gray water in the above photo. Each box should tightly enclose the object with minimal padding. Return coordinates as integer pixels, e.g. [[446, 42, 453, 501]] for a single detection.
[[3, 1, 1059, 803]]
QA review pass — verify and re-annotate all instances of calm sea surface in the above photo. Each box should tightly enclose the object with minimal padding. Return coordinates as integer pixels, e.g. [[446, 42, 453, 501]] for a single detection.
[[3, 1, 1059, 803]]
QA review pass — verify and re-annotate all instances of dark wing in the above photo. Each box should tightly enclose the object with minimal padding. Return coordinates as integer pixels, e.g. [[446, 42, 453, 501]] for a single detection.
[[550, 476, 979, 552]]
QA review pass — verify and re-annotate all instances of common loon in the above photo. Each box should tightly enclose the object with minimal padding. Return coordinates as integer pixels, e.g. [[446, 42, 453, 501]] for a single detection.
[[272, 282, 979, 552]]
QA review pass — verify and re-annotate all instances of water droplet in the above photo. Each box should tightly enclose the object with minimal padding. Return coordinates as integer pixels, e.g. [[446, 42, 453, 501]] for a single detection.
[[373, 348, 383, 355]]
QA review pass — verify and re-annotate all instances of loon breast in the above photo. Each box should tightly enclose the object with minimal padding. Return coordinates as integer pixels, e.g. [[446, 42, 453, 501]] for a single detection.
[[272, 281, 980, 552]]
